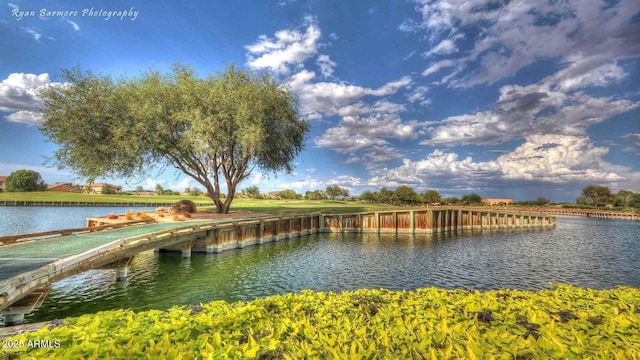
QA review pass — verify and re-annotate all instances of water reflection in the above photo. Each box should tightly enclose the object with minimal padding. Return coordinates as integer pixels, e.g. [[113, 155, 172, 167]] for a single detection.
[[0, 206, 155, 235], [26, 216, 640, 323]]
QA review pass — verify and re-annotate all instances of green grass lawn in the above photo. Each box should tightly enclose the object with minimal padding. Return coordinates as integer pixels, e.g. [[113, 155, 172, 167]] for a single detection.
[[0, 192, 402, 214], [224, 198, 400, 214], [0, 192, 212, 204]]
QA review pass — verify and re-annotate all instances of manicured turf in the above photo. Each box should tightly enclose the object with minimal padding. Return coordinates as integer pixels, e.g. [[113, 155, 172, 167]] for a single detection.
[[0, 192, 400, 214], [0, 192, 211, 204]]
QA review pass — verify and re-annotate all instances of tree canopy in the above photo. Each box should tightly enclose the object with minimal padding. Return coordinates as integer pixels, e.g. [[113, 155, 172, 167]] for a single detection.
[[423, 190, 442, 204], [241, 186, 262, 199], [461, 193, 483, 205], [394, 185, 419, 205], [5, 170, 47, 192], [277, 189, 301, 199], [305, 190, 326, 200], [580, 185, 613, 207], [614, 190, 634, 207], [39, 64, 310, 213], [325, 185, 350, 199]]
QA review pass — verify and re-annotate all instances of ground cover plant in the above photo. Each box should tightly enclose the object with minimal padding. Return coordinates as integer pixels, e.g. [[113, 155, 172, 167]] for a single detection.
[[2, 284, 638, 359]]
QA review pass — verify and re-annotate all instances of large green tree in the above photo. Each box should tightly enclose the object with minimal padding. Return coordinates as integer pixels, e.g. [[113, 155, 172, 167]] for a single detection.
[[394, 185, 419, 205], [580, 185, 613, 207], [377, 187, 396, 205], [358, 190, 376, 203], [39, 64, 309, 213], [614, 190, 635, 208], [5, 170, 47, 192], [461, 193, 483, 205], [423, 190, 442, 204], [325, 185, 349, 199], [305, 190, 326, 200], [241, 185, 262, 199]]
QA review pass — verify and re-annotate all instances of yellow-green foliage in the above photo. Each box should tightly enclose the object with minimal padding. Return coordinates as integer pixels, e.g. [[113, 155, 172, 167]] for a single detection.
[[2, 285, 639, 359]]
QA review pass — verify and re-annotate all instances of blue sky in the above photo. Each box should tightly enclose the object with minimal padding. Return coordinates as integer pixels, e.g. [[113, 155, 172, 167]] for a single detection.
[[1, 0, 639, 202]]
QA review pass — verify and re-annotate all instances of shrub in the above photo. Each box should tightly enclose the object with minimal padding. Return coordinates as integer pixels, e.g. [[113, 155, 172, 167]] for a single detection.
[[3, 285, 640, 359], [174, 199, 197, 213], [133, 211, 153, 220], [106, 213, 118, 219], [156, 207, 166, 213], [181, 211, 192, 218], [124, 210, 134, 221]]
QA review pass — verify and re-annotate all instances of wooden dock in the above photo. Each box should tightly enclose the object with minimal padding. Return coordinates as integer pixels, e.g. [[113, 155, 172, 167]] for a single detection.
[[322, 208, 556, 233], [460, 206, 639, 221], [0, 208, 555, 326]]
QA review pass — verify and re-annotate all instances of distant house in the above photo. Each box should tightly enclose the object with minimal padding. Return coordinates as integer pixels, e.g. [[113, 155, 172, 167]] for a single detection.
[[482, 198, 514, 206], [135, 191, 156, 196], [261, 192, 281, 200], [48, 182, 81, 193], [82, 183, 123, 194], [0, 176, 5, 192]]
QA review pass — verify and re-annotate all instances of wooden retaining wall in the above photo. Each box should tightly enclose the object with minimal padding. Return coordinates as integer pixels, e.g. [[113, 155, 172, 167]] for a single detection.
[[320, 208, 556, 234], [187, 214, 321, 254], [461, 206, 639, 221], [0, 209, 556, 318], [181, 208, 556, 254]]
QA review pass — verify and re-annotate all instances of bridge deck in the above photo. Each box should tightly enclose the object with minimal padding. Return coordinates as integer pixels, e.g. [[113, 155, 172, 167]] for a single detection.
[[0, 221, 215, 282]]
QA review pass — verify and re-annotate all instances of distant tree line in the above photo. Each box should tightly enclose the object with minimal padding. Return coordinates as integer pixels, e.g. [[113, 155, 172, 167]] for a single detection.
[[358, 187, 485, 206], [574, 185, 640, 209], [514, 197, 551, 206], [238, 185, 352, 201]]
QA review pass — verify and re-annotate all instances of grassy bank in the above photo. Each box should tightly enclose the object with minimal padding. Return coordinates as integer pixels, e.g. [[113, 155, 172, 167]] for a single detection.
[[1, 285, 638, 359], [0, 192, 397, 214], [219, 198, 398, 214], [0, 192, 212, 205]]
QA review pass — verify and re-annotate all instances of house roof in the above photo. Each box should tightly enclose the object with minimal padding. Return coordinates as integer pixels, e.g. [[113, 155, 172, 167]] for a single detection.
[[48, 182, 73, 190], [84, 183, 122, 188], [0, 176, 6, 182]]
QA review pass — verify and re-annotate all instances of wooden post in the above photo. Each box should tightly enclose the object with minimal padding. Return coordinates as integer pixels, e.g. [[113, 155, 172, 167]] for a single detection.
[[410, 210, 415, 233]]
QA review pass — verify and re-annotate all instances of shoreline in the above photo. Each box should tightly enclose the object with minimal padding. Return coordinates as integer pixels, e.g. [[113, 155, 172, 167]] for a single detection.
[[1, 200, 636, 220], [0, 200, 215, 207]]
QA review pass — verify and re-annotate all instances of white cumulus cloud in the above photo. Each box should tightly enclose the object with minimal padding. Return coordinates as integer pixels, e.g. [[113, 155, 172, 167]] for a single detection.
[[0, 73, 54, 126], [246, 21, 321, 75]]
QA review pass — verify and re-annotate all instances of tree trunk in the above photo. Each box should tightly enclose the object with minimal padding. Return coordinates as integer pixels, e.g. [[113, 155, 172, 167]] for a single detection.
[[205, 186, 225, 214], [220, 188, 236, 214]]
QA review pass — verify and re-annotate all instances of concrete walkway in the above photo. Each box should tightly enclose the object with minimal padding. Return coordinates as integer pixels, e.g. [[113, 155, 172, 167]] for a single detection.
[[0, 221, 212, 282]]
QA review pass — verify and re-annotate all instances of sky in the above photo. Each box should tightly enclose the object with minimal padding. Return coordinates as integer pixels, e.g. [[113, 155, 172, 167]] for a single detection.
[[0, 0, 639, 202]]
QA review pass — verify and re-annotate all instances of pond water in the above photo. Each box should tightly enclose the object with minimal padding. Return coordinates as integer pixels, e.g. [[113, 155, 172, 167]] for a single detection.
[[13, 213, 638, 324], [0, 206, 156, 235]]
